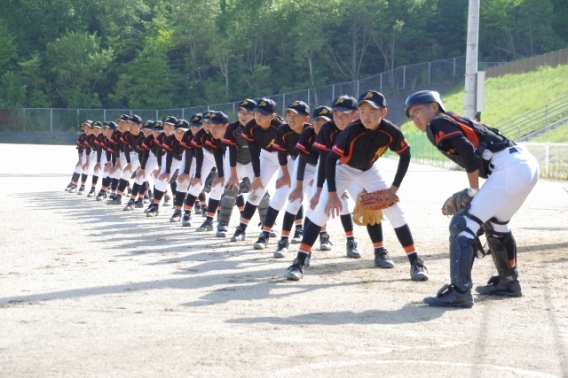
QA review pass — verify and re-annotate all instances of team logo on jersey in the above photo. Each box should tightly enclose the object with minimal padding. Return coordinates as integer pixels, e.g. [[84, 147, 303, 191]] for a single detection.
[[266, 139, 275, 149], [373, 146, 389, 161], [364, 91, 374, 99]]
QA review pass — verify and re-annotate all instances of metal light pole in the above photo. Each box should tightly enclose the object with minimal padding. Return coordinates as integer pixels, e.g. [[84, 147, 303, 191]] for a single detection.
[[464, 0, 480, 119]]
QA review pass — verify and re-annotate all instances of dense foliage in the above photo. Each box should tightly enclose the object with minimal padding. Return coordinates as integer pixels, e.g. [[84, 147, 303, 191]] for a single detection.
[[0, 0, 566, 109]]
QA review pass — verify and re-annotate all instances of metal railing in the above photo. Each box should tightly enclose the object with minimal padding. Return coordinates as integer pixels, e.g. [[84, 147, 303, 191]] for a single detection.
[[497, 94, 568, 141]]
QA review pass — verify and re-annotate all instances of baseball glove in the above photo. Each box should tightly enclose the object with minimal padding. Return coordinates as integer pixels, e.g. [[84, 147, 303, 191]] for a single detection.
[[442, 188, 472, 216], [352, 189, 399, 226]]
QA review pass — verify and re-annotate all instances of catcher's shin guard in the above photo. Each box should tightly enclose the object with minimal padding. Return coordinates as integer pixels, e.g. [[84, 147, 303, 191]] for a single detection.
[[449, 213, 476, 292], [258, 192, 270, 227], [482, 222, 518, 284], [218, 186, 239, 225]]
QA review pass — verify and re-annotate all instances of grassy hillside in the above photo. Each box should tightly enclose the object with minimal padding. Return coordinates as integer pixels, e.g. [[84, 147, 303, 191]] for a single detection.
[[400, 64, 568, 137]]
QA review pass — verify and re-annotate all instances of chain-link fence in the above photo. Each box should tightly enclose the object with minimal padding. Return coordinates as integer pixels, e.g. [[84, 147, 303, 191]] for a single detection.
[[1, 56, 506, 133]]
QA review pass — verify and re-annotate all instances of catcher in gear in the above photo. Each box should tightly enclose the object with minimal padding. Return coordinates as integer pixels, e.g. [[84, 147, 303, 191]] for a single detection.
[[406, 90, 539, 308]]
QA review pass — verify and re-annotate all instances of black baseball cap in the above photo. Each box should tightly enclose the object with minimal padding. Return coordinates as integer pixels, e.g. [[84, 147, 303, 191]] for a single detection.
[[209, 111, 229, 124], [331, 95, 358, 113], [202, 111, 216, 123], [106, 121, 117, 130], [163, 116, 178, 125], [312, 106, 332, 122], [255, 98, 276, 116], [190, 113, 203, 127], [238, 99, 257, 113], [286, 101, 310, 116], [116, 114, 130, 122], [358, 90, 387, 109], [152, 121, 163, 131], [175, 119, 190, 131], [142, 120, 155, 130], [81, 120, 93, 129], [92, 121, 103, 128], [129, 114, 143, 124]]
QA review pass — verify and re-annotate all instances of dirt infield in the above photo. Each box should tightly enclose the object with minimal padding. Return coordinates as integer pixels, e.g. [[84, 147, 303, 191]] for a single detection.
[[1, 144, 567, 378]]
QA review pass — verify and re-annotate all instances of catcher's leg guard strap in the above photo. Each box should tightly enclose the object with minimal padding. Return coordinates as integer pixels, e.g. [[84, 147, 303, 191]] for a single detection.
[[218, 186, 239, 225], [258, 192, 270, 226], [449, 214, 475, 292], [483, 222, 518, 283]]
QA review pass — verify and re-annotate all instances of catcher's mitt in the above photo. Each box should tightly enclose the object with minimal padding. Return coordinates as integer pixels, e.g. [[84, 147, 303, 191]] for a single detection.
[[442, 188, 472, 216], [352, 189, 399, 226]]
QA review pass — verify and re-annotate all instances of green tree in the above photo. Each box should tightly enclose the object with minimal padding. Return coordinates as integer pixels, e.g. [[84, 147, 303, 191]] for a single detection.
[[0, 21, 18, 73], [46, 31, 113, 108]]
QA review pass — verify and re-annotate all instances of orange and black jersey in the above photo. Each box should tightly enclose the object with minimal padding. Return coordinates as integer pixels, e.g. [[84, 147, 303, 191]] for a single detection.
[[296, 127, 319, 166], [154, 132, 167, 164], [241, 117, 284, 177], [121, 131, 145, 163], [75, 132, 87, 154], [191, 129, 214, 179], [206, 136, 227, 178], [312, 121, 342, 189], [332, 119, 409, 170], [326, 118, 411, 192], [107, 130, 122, 155], [162, 135, 183, 174], [139, 134, 155, 170], [94, 133, 107, 163], [273, 122, 310, 165], [179, 130, 195, 175], [427, 112, 514, 178], [222, 121, 251, 166], [84, 134, 96, 155]]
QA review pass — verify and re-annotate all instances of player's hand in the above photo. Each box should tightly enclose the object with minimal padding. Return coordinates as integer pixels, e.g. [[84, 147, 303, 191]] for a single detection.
[[309, 188, 322, 210], [226, 175, 239, 189], [190, 177, 202, 187], [177, 173, 190, 183], [123, 163, 132, 174], [212, 177, 224, 188], [276, 175, 291, 189], [104, 163, 110, 173], [82, 163, 89, 171], [389, 185, 399, 194], [94, 163, 101, 173], [288, 187, 303, 203], [308, 179, 314, 186], [341, 191, 349, 200], [151, 169, 159, 180], [325, 191, 342, 218], [136, 169, 145, 180], [251, 177, 264, 192], [75, 161, 82, 168], [159, 173, 170, 182]]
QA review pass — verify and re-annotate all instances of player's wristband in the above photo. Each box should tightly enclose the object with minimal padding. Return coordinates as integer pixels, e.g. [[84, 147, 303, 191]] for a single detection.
[[467, 188, 479, 197]]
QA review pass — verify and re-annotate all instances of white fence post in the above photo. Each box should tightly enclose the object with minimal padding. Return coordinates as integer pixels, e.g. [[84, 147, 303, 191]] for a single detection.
[[50, 108, 53, 133], [545, 142, 549, 177]]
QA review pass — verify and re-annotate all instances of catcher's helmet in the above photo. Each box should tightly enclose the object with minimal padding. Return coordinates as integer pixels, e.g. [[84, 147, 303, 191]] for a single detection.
[[405, 90, 446, 117]]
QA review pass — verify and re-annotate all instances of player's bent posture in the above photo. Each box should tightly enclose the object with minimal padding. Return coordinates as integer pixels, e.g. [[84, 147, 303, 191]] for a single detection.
[[405, 90, 539, 308], [285, 91, 429, 282]]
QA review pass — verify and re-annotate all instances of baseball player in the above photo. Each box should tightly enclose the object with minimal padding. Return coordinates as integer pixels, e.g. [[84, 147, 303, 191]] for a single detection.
[[285, 91, 429, 282], [106, 114, 130, 203], [273, 106, 335, 258], [65, 120, 91, 193], [94, 121, 116, 201], [217, 99, 257, 237], [405, 90, 539, 308], [146, 116, 182, 217], [229, 98, 284, 242], [120, 115, 147, 210], [251, 100, 310, 251], [85, 121, 104, 197]]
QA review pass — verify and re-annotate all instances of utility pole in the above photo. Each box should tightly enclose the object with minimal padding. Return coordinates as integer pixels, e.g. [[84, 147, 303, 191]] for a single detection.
[[464, 0, 480, 119]]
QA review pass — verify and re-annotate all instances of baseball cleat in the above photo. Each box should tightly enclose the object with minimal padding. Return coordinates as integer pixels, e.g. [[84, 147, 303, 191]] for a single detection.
[[68, 185, 78, 193], [231, 226, 246, 242], [170, 209, 182, 222], [273, 239, 289, 258], [424, 284, 473, 308], [285, 264, 304, 281], [291, 226, 303, 244], [135, 198, 144, 208], [196, 220, 213, 232], [319, 232, 333, 251], [216, 223, 229, 237], [76, 185, 85, 195], [254, 235, 269, 250], [374, 248, 394, 269], [475, 276, 522, 297], [410, 259, 429, 281], [123, 198, 135, 211], [346, 240, 361, 258], [87, 188, 96, 197], [146, 204, 159, 217], [182, 213, 192, 227]]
